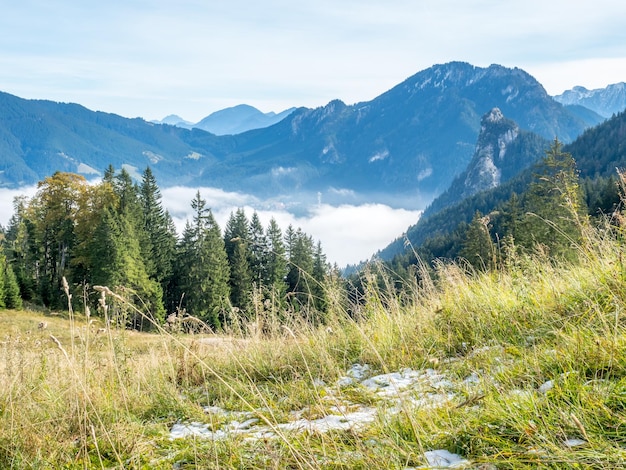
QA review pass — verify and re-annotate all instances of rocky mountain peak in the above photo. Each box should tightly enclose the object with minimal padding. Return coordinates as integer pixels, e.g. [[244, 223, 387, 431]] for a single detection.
[[554, 82, 626, 118], [484, 107, 505, 124], [462, 108, 520, 197]]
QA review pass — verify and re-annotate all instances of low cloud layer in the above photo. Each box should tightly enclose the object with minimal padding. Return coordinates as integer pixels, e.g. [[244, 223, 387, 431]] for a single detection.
[[162, 187, 422, 267], [0, 185, 422, 267]]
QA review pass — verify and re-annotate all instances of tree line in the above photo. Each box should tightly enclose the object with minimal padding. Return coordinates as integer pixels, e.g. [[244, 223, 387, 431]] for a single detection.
[[384, 138, 619, 281], [0, 166, 335, 330]]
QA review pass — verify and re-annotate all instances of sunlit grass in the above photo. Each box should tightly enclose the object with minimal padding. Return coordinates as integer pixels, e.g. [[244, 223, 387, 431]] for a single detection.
[[3, 224, 626, 467]]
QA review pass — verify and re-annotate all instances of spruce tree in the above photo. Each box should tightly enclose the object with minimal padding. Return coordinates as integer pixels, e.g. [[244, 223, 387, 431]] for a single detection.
[[224, 209, 251, 315], [176, 192, 230, 329], [265, 218, 288, 295], [311, 240, 329, 320], [286, 228, 314, 309], [248, 212, 269, 288], [139, 167, 177, 303], [4, 198, 36, 301], [3, 261, 23, 309], [460, 211, 495, 271], [0, 254, 5, 308], [518, 138, 586, 259]]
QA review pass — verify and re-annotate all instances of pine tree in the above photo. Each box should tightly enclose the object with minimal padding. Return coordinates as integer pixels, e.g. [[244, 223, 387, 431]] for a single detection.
[[176, 192, 230, 328], [139, 167, 177, 303], [248, 212, 269, 288], [224, 209, 251, 315], [460, 211, 495, 271], [265, 218, 288, 295], [518, 138, 586, 259]]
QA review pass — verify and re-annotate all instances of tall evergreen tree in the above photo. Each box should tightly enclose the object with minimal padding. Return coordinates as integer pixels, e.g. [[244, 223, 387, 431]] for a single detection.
[[139, 167, 177, 303], [224, 209, 252, 315], [518, 138, 587, 259], [286, 228, 315, 309], [90, 203, 165, 328], [265, 218, 288, 295], [3, 263, 22, 310], [311, 240, 329, 320], [248, 212, 269, 288], [460, 211, 495, 271], [176, 192, 230, 328], [4, 197, 37, 301], [0, 253, 5, 308]]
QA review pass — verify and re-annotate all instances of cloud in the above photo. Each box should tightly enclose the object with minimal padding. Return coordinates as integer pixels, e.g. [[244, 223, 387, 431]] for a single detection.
[[0, 182, 421, 267], [161, 188, 421, 266], [0, 186, 38, 227]]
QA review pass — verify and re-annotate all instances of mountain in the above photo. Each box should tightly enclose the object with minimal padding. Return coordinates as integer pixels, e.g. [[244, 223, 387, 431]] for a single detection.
[[0, 91, 230, 188], [423, 108, 549, 216], [192, 104, 296, 135], [554, 83, 626, 118], [0, 62, 602, 207], [191, 62, 597, 204], [376, 108, 626, 263], [155, 114, 194, 128], [152, 105, 297, 135]]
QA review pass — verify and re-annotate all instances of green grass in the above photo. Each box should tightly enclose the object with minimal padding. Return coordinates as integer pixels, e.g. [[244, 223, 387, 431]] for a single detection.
[[3, 226, 626, 468]]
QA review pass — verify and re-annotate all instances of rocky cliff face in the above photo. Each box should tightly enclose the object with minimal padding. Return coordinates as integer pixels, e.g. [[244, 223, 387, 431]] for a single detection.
[[460, 108, 519, 198], [421, 108, 549, 217]]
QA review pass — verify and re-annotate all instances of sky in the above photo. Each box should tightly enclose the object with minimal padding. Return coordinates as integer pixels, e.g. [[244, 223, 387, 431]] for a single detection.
[[1, 1, 626, 122], [1, 1, 626, 266]]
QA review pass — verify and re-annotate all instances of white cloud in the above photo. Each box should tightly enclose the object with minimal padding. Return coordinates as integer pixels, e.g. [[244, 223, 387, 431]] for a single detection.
[[0, 186, 38, 227], [161, 188, 421, 266]]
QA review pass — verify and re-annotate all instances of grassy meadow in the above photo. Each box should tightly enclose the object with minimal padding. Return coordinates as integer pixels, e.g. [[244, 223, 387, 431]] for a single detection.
[[2, 223, 626, 468]]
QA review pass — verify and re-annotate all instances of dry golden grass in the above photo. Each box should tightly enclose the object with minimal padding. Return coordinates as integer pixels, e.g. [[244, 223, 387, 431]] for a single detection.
[[3, 223, 626, 467]]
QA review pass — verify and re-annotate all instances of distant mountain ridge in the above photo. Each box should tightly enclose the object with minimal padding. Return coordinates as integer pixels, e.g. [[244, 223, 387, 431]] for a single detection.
[[0, 62, 604, 209], [152, 104, 296, 135], [554, 83, 626, 118]]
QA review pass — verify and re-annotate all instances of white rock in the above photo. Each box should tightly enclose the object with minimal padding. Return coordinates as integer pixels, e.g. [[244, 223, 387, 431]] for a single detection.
[[563, 438, 586, 448], [538, 380, 554, 393], [422, 449, 468, 467]]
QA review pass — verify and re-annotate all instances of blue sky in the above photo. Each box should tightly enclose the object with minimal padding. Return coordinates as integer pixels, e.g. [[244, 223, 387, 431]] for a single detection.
[[1, 0, 626, 122]]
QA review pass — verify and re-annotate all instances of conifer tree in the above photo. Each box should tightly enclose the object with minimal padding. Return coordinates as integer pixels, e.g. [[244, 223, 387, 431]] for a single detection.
[[224, 209, 252, 315], [4, 197, 36, 301], [3, 261, 23, 309], [286, 228, 315, 309], [265, 218, 288, 295], [0, 254, 5, 308], [90, 203, 165, 328], [311, 240, 329, 320], [76, 169, 166, 328], [518, 138, 586, 259], [176, 192, 230, 328], [460, 211, 495, 271], [139, 167, 177, 301], [248, 212, 269, 288]]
